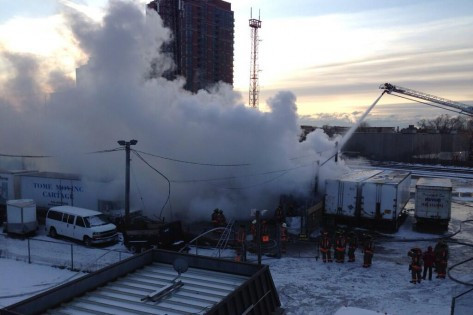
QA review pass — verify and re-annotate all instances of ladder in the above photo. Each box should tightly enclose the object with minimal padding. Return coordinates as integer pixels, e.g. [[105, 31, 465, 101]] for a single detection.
[[214, 219, 235, 258]]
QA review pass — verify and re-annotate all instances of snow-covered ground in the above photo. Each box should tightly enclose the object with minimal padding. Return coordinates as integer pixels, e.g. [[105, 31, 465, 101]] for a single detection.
[[1, 184, 473, 314]]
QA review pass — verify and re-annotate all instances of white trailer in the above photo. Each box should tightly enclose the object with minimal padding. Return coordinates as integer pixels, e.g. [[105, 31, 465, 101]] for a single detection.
[[415, 177, 452, 229], [324, 170, 383, 221], [0, 170, 37, 206], [360, 171, 411, 231], [5, 199, 37, 235]]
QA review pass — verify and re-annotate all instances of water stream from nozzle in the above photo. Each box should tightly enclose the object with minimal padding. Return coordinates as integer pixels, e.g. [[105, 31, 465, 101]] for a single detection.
[[338, 91, 386, 151]]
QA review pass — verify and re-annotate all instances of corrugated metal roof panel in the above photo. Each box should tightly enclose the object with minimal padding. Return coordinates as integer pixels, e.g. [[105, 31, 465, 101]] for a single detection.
[[46, 261, 249, 315]]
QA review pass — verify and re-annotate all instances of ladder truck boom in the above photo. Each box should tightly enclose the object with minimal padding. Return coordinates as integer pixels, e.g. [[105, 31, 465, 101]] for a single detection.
[[380, 83, 473, 115]]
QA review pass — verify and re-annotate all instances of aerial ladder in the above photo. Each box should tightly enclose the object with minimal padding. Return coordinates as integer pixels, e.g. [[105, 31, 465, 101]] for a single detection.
[[379, 83, 473, 117]]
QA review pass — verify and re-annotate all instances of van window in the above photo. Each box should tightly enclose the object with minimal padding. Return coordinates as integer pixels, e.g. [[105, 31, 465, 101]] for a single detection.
[[68, 215, 75, 224], [62, 214, 69, 223], [84, 214, 109, 227], [76, 216, 85, 227], [47, 210, 62, 221]]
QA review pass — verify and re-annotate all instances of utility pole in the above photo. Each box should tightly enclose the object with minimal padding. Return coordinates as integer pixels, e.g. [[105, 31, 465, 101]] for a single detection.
[[118, 139, 138, 225], [256, 210, 262, 265]]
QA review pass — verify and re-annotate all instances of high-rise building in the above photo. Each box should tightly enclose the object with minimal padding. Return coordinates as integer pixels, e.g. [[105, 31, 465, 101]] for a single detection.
[[147, 0, 234, 93]]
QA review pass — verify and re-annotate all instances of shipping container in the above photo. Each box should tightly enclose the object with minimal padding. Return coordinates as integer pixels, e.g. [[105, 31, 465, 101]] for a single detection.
[[5, 199, 37, 235], [324, 170, 383, 221], [415, 177, 452, 228], [360, 170, 411, 231]]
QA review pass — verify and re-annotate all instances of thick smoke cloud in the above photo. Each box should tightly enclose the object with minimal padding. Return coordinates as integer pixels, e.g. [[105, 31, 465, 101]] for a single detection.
[[0, 1, 347, 222]]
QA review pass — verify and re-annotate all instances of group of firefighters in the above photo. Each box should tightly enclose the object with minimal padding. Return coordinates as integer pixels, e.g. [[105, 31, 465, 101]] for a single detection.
[[407, 240, 449, 284], [211, 208, 450, 281], [211, 208, 227, 228], [319, 230, 374, 268]]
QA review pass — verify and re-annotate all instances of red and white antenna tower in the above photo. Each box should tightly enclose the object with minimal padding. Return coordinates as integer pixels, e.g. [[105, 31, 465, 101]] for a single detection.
[[249, 8, 261, 109]]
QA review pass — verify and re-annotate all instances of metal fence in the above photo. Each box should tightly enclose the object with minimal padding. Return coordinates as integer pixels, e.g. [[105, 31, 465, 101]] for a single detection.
[[0, 234, 133, 272], [451, 287, 473, 315]]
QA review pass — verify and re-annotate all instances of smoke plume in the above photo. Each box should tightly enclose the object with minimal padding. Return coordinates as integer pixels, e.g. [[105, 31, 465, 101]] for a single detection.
[[0, 1, 347, 222]]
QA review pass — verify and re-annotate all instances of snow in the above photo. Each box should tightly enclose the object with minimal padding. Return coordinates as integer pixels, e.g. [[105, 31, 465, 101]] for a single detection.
[[1, 181, 473, 314], [0, 259, 79, 308], [334, 306, 388, 315]]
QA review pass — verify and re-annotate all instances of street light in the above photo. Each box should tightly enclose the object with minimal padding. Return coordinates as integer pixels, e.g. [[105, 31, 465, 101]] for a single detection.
[[117, 139, 138, 225]]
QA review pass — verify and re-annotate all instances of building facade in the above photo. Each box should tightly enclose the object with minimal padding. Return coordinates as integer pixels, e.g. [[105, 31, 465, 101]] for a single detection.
[[148, 0, 234, 92]]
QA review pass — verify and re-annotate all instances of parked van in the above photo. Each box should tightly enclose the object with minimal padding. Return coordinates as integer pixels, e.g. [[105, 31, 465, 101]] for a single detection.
[[45, 206, 118, 246]]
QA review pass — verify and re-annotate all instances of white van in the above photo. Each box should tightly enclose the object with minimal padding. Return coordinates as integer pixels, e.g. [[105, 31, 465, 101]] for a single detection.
[[45, 206, 118, 246]]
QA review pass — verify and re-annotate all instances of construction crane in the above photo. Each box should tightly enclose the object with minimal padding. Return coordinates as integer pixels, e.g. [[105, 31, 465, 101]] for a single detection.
[[379, 83, 473, 117]]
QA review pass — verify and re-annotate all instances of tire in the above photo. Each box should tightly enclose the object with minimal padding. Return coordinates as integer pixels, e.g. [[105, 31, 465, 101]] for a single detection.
[[84, 236, 92, 247], [49, 227, 58, 238]]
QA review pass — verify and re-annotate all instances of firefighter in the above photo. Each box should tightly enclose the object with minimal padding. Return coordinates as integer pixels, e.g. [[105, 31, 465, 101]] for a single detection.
[[434, 240, 449, 278], [436, 244, 448, 279], [250, 220, 257, 242], [347, 232, 358, 262], [280, 223, 288, 253], [211, 208, 219, 227], [274, 206, 284, 223], [217, 209, 227, 227], [320, 231, 332, 263], [261, 220, 270, 243], [335, 231, 346, 263], [234, 224, 246, 262], [422, 246, 435, 281], [362, 234, 374, 268], [408, 248, 423, 284]]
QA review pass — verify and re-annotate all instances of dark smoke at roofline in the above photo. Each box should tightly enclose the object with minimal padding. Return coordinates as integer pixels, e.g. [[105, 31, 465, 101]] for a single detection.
[[0, 0, 348, 222]]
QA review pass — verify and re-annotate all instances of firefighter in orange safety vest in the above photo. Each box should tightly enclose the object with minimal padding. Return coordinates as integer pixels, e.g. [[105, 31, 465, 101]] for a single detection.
[[408, 248, 423, 284], [362, 235, 374, 268], [261, 220, 270, 243], [320, 231, 332, 263], [335, 231, 347, 263], [347, 232, 358, 262]]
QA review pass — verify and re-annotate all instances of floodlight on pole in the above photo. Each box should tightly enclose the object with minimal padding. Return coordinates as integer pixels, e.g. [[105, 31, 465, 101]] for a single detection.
[[117, 139, 138, 225]]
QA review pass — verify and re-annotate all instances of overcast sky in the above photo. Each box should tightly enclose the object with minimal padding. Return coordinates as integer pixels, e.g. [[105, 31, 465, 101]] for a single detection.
[[1, 0, 472, 127]]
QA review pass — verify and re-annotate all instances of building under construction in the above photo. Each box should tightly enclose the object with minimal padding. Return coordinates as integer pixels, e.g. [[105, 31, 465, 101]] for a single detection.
[[147, 0, 234, 93]]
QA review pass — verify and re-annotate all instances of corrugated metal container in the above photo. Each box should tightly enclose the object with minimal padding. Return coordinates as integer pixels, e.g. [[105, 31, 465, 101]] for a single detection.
[[5, 199, 37, 235], [325, 170, 383, 218], [360, 170, 411, 229], [415, 177, 452, 227]]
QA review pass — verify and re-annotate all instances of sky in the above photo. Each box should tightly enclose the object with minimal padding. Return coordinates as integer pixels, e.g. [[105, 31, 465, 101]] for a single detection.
[[1, 0, 472, 127]]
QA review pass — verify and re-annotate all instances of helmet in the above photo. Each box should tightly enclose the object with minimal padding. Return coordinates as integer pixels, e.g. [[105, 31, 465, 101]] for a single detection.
[[214, 208, 219, 212], [252, 220, 257, 224], [282, 223, 287, 228]]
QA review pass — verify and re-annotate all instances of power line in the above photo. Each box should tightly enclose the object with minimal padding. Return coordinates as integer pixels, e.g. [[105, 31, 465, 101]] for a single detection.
[[171, 157, 324, 184], [0, 153, 52, 158], [132, 150, 171, 219], [134, 149, 250, 167], [217, 171, 289, 190], [0, 147, 124, 159]]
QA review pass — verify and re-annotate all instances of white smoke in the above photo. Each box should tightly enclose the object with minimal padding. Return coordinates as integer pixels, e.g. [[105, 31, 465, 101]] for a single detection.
[[0, 1, 348, 222]]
